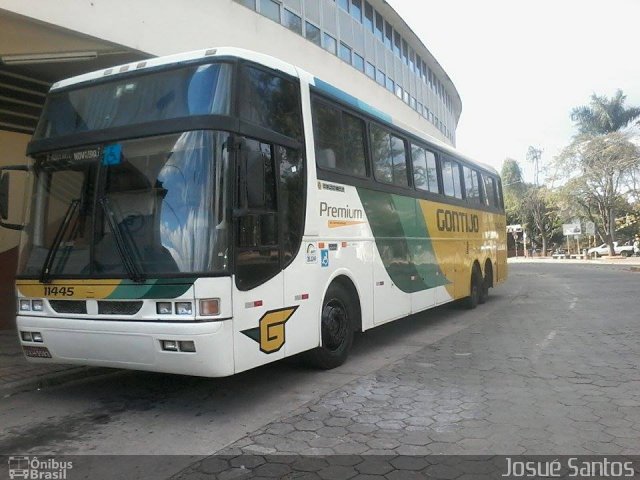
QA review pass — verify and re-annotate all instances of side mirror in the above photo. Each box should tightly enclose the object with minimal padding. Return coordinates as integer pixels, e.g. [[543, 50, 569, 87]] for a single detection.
[[0, 165, 28, 231]]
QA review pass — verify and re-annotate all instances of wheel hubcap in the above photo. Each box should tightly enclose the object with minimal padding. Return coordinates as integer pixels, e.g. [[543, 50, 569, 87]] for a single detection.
[[322, 299, 348, 351]]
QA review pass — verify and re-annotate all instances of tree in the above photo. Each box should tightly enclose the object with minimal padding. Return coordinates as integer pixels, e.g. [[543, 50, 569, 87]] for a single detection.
[[571, 90, 640, 136], [526, 146, 543, 186], [555, 132, 639, 256], [500, 158, 525, 226], [521, 186, 560, 256]]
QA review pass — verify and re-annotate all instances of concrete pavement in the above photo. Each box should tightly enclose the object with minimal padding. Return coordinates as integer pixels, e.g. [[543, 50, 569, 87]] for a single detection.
[[0, 263, 638, 479]]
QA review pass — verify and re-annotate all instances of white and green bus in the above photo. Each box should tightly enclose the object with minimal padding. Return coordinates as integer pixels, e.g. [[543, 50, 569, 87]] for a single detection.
[[0, 48, 507, 377]]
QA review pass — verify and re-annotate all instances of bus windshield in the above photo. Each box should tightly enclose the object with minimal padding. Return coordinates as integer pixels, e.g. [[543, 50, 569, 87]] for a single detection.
[[18, 130, 230, 279], [33, 62, 232, 141]]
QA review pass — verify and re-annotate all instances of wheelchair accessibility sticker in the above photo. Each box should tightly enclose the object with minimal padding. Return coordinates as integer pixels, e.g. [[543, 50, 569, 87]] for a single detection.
[[321, 249, 329, 268]]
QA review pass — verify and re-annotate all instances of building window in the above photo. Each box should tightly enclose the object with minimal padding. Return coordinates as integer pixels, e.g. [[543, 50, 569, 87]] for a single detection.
[[410, 96, 416, 109], [370, 124, 408, 187], [417, 102, 423, 115], [365, 62, 375, 79], [442, 158, 462, 199], [402, 39, 408, 65], [351, 0, 362, 22], [364, 2, 374, 32], [235, 0, 256, 9], [323, 33, 337, 55], [338, 0, 349, 12], [411, 144, 439, 194], [393, 31, 401, 57], [339, 42, 352, 63], [395, 85, 402, 99], [353, 53, 364, 72], [385, 21, 393, 50], [305, 22, 321, 46], [376, 69, 385, 87], [403, 90, 409, 104], [385, 77, 394, 93], [409, 50, 415, 72], [260, 0, 281, 22], [283, 9, 302, 35], [376, 13, 385, 43]]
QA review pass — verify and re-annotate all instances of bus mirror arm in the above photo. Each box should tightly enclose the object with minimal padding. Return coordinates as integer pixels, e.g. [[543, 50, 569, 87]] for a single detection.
[[0, 165, 28, 231]]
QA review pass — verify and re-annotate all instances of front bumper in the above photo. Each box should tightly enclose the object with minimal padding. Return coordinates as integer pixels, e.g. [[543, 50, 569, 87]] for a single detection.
[[16, 315, 235, 377]]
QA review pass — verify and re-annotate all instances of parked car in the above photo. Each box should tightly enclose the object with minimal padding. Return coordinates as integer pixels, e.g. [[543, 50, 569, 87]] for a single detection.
[[587, 242, 634, 257]]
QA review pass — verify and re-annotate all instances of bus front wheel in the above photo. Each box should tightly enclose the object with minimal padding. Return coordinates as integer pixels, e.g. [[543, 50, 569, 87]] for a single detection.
[[305, 283, 355, 369]]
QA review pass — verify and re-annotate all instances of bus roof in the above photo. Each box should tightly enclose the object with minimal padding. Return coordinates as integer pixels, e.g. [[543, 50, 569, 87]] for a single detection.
[[50, 47, 497, 176]]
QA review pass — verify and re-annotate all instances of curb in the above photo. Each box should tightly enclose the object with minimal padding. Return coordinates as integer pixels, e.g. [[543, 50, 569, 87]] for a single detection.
[[0, 366, 119, 397]]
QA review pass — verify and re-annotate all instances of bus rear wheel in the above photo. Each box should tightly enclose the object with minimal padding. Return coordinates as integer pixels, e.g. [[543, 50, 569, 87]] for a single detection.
[[464, 266, 482, 310], [305, 283, 355, 369]]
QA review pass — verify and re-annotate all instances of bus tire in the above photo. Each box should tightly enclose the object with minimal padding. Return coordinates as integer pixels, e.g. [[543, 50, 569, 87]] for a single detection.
[[305, 283, 355, 370], [480, 262, 492, 304], [464, 266, 482, 310]]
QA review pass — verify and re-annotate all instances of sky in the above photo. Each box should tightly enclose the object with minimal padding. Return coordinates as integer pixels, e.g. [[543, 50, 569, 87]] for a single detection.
[[387, 0, 640, 181]]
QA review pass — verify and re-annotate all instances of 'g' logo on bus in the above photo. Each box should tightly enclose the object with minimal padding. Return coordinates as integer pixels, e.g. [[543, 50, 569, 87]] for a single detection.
[[242, 307, 298, 354]]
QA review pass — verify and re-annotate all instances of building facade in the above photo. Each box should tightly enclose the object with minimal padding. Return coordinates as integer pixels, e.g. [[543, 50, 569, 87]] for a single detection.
[[0, 0, 462, 329]]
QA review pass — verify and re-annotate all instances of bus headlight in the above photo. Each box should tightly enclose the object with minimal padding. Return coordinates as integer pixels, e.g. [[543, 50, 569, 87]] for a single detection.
[[175, 302, 193, 315], [156, 302, 172, 315], [19, 299, 31, 312], [32, 300, 44, 312]]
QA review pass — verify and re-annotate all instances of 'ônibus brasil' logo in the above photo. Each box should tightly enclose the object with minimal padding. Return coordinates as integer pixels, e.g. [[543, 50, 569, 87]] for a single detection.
[[242, 307, 298, 354]]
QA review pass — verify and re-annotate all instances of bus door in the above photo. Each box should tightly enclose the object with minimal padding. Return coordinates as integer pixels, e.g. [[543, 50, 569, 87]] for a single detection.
[[232, 137, 285, 372]]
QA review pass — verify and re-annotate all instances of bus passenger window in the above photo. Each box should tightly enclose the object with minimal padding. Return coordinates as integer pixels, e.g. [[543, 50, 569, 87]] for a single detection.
[[371, 124, 408, 187], [482, 174, 498, 207], [463, 166, 481, 204], [411, 144, 439, 193], [342, 113, 367, 176], [312, 101, 367, 176], [239, 66, 302, 140], [313, 102, 341, 171], [442, 158, 462, 199]]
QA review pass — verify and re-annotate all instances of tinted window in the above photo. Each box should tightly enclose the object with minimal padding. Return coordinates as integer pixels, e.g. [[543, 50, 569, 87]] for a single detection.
[[35, 63, 232, 140], [338, 0, 349, 11], [278, 145, 305, 265], [353, 53, 365, 72], [236, 0, 256, 8], [442, 158, 462, 199], [364, 2, 374, 32], [411, 144, 439, 193], [305, 22, 321, 46], [239, 66, 302, 140], [260, 0, 280, 22], [376, 13, 385, 42], [339, 43, 352, 63], [324, 33, 337, 55], [283, 9, 302, 34], [384, 21, 393, 49], [365, 62, 375, 79], [463, 166, 481, 203], [482, 174, 497, 207], [371, 124, 408, 187], [351, 0, 362, 22], [313, 101, 367, 177]]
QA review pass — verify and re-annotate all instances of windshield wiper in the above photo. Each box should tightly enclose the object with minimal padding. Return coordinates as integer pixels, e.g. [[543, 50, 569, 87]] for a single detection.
[[40, 199, 80, 284], [98, 197, 145, 283]]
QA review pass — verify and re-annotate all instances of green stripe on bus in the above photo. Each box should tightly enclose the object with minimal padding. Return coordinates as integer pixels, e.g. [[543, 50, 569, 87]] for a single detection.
[[357, 188, 449, 293]]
